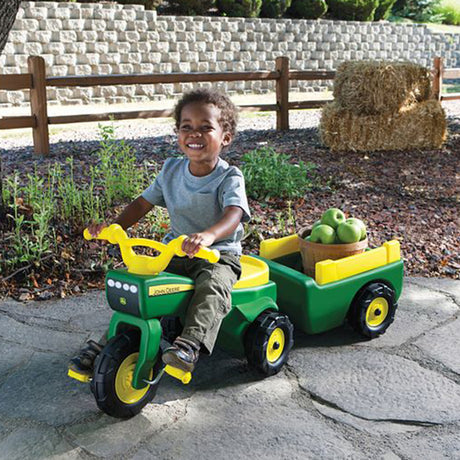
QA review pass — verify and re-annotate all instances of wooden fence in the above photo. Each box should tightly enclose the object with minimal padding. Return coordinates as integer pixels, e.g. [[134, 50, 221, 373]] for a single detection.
[[0, 56, 335, 155], [0, 55, 458, 156], [432, 57, 460, 102]]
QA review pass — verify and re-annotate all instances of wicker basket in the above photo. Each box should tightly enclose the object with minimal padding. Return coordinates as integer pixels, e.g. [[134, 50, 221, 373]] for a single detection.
[[298, 227, 368, 277]]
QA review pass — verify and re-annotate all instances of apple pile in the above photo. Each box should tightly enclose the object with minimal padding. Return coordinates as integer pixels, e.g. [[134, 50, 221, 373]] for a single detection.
[[306, 208, 367, 244]]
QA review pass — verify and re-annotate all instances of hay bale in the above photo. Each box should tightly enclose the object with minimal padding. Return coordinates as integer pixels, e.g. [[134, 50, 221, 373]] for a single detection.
[[333, 60, 432, 115], [320, 100, 447, 152]]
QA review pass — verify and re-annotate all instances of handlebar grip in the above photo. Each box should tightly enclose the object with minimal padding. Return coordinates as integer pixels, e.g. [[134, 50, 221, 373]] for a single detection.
[[196, 247, 220, 264], [175, 235, 220, 263], [83, 224, 126, 244], [83, 228, 93, 240]]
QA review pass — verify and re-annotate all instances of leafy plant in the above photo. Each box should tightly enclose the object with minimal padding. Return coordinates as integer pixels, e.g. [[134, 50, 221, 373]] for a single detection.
[[433, 0, 460, 24], [287, 0, 328, 18], [97, 123, 146, 210], [392, 0, 444, 22], [241, 146, 316, 200]]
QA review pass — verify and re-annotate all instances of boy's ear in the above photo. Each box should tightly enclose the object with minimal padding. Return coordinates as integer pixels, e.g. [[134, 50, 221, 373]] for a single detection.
[[221, 131, 232, 147]]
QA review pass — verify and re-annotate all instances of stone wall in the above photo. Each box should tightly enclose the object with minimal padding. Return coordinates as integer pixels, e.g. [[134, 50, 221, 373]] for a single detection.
[[1, 1, 459, 107]]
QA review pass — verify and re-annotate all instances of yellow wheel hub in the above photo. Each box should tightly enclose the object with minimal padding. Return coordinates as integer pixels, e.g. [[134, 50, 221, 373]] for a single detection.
[[366, 297, 389, 328], [115, 353, 152, 405], [266, 327, 285, 363]]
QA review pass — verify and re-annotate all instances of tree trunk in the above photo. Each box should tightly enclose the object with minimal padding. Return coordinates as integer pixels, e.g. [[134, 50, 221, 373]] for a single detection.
[[0, 0, 22, 223], [0, 0, 21, 53]]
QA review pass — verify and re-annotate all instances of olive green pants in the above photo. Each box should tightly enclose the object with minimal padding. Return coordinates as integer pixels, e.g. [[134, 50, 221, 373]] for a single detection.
[[165, 252, 241, 354]]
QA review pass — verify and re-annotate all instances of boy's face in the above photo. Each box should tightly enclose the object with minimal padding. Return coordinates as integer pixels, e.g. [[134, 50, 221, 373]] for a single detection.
[[177, 102, 232, 168]]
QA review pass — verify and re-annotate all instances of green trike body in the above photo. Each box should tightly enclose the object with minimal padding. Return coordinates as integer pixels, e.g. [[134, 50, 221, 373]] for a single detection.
[[105, 249, 403, 390], [105, 269, 278, 389]]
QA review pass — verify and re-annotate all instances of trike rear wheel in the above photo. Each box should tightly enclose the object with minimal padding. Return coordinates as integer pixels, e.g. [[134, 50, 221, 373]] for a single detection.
[[244, 311, 294, 376], [90, 329, 161, 419]]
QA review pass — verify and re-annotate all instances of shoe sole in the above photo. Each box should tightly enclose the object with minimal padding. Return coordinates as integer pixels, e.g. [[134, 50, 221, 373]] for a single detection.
[[162, 352, 195, 373]]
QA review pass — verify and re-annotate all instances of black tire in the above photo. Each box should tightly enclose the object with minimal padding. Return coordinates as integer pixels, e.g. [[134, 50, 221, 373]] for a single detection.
[[244, 311, 294, 376], [348, 282, 397, 339], [90, 329, 162, 419]]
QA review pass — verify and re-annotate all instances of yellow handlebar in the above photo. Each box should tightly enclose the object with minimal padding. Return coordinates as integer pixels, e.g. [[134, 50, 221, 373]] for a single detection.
[[84, 224, 220, 275]]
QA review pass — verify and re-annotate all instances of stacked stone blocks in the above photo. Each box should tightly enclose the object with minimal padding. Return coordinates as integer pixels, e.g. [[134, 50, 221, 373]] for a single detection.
[[0, 1, 459, 107]]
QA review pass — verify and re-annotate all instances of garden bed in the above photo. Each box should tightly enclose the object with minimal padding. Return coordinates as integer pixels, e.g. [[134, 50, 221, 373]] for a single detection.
[[0, 109, 458, 301]]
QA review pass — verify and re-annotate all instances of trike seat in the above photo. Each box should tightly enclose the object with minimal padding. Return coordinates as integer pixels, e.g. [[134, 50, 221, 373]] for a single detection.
[[233, 255, 269, 290]]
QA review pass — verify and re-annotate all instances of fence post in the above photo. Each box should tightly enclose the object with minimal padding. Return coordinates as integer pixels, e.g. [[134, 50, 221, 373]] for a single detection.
[[432, 56, 443, 101], [28, 55, 49, 155], [276, 56, 289, 131]]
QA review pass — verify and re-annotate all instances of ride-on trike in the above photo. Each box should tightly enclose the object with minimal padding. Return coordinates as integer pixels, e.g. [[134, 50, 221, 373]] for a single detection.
[[68, 224, 403, 419]]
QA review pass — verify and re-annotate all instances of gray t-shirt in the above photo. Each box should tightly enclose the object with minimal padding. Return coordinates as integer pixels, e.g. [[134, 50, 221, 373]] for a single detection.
[[142, 157, 251, 254]]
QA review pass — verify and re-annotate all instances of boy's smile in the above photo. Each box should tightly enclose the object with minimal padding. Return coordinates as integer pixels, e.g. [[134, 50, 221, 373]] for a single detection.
[[178, 101, 232, 176]]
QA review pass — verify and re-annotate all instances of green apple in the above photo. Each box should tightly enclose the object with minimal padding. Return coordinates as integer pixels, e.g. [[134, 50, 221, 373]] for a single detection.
[[345, 218, 367, 240], [337, 221, 361, 243], [310, 224, 336, 244], [321, 208, 346, 230], [312, 220, 322, 229]]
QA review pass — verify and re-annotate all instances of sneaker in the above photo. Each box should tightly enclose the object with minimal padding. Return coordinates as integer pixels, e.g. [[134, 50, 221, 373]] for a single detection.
[[68, 340, 103, 376], [162, 336, 200, 372]]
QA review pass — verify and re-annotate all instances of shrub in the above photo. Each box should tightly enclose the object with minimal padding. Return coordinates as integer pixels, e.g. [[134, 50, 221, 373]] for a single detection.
[[216, 0, 262, 17], [327, 0, 379, 21], [116, 0, 163, 9], [374, 0, 398, 19], [241, 147, 316, 200], [287, 0, 328, 18], [260, 0, 292, 18], [392, 0, 444, 22], [166, 0, 215, 15]]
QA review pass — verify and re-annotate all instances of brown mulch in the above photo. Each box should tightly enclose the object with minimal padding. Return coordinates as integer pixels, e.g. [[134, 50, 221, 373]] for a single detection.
[[0, 115, 459, 301]]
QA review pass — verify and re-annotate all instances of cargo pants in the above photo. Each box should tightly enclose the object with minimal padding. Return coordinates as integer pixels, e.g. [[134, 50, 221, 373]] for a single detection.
[[165, 252, 242, 354]]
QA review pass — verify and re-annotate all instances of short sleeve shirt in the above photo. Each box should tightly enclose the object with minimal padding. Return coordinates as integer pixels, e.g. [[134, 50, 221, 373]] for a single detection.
[[142, 157, 251, 254]]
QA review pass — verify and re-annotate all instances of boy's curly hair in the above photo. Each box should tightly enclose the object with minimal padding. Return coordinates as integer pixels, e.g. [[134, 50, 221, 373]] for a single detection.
[[173, 88, 238, 138]]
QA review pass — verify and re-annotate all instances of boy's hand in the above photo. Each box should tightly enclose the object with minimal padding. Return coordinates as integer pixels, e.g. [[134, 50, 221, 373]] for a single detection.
[[182, 232, 216, 258], [87, 222, 108, 239]]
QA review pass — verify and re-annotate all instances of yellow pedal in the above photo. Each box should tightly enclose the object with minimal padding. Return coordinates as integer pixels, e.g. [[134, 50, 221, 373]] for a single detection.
[[68, 368, 91, 383], [164, 365, 192, 384]]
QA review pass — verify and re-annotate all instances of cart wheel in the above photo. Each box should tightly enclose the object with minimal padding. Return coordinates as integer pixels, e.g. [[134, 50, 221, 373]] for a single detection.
[[244, 311, 294, 376], [90, 329, 162, 419], [348, 282, 397, 339]]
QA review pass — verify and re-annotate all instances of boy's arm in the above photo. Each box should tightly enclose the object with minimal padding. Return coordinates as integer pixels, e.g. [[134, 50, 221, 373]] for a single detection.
[[115, 196, 154, 230], [88, 196, 153, 237], [181, 206, 244, 257]]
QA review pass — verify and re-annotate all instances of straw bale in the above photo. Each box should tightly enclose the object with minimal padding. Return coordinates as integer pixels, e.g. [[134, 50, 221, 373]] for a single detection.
[[333, 60, 432, 115], [319, 100, 447, 152]]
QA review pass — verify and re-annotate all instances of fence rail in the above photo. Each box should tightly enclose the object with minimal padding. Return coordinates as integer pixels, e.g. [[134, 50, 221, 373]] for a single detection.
[[0, 56, 458, 156], [432, 57, 460, 102]]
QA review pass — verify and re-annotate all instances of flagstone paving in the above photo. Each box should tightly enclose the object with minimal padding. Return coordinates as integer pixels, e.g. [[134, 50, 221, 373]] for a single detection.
[[0, 277, 458, 459]]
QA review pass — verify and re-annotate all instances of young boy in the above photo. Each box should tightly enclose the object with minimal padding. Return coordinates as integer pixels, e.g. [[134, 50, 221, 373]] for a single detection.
[[70, 88, 250, 374]]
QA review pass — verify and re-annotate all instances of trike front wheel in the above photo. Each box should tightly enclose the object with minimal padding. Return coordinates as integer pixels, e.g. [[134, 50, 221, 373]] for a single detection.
[[90, 329, 161, 418]]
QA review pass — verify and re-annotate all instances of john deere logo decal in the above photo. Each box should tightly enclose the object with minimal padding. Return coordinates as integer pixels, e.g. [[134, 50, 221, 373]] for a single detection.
[[149, 284, 194, 297], [120, 297, 127, 305]]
